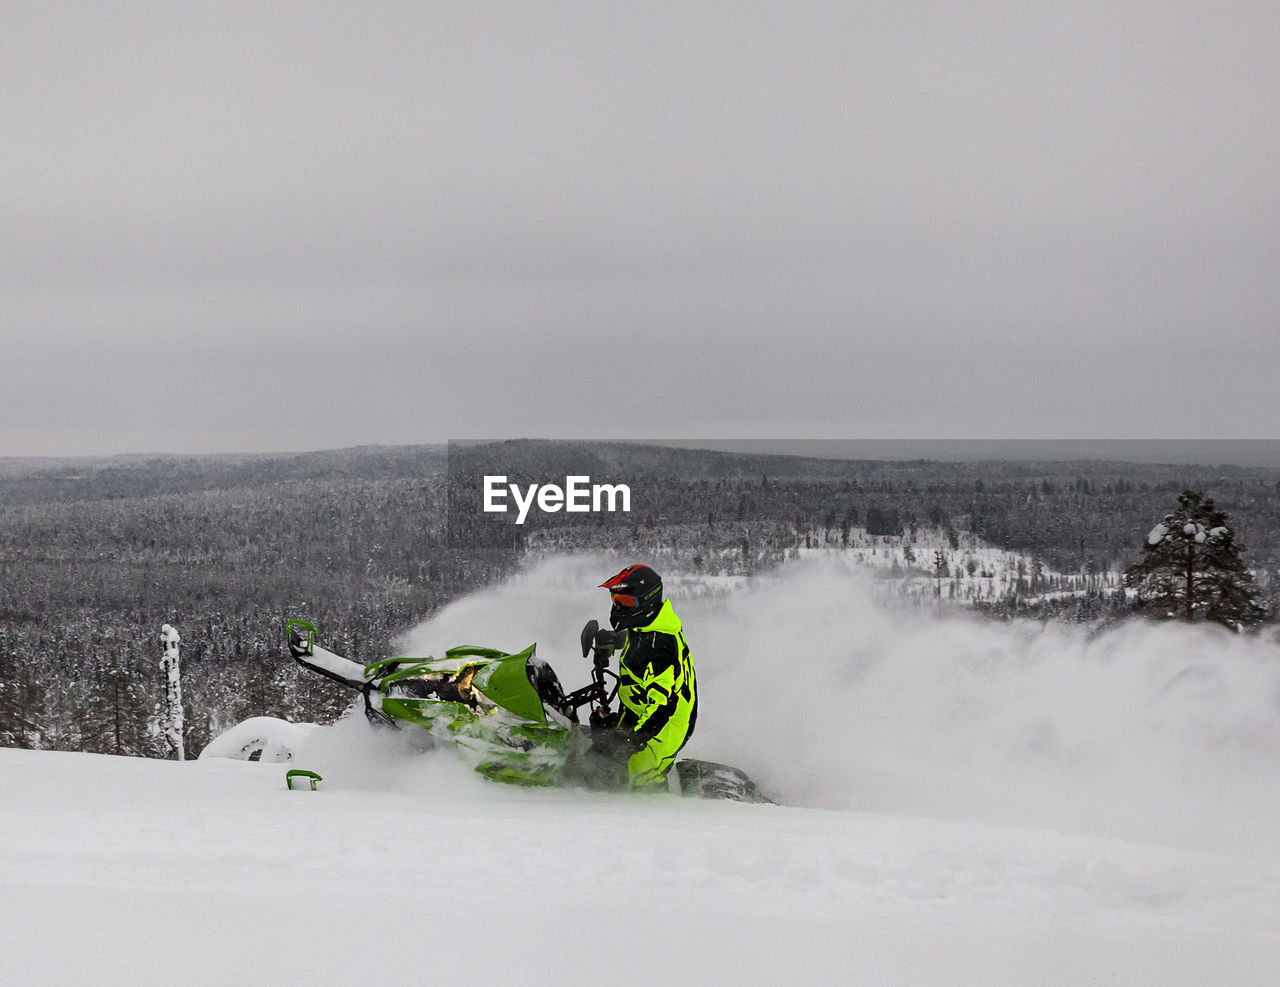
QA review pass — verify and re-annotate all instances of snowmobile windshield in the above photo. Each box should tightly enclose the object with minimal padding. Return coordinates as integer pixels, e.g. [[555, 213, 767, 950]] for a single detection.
[[466, 645, 547, 724]]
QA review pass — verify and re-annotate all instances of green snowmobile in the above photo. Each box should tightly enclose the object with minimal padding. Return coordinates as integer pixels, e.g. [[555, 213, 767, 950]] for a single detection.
[[286, 619, 772, 803]]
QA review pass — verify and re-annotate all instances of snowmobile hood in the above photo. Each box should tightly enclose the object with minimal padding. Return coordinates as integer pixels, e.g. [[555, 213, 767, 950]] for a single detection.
[[633, 599, 681, 636]]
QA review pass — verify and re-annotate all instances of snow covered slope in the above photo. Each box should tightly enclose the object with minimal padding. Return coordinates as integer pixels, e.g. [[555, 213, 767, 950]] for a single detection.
[[5, 555, 1279, 984], [2, 741, 1278, 985]]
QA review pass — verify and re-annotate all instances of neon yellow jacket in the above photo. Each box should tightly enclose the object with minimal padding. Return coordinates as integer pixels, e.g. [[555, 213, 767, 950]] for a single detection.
[[615, 600, 698, 784]]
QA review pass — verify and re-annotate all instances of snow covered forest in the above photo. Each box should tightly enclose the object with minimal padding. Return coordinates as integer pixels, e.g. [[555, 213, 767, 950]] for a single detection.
[[3, 441, 1280, 758]]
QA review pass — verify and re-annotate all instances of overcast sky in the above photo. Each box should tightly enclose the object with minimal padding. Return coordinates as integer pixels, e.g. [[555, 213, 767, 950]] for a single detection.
[[3, 2, 1278, 455]]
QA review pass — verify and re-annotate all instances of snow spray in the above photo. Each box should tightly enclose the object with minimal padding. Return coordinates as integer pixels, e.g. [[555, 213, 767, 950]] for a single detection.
[[398, 555, 1280, 855]]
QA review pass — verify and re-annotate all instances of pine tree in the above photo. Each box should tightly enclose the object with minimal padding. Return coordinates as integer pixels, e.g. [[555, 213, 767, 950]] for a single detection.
[[0, 649, 43, 748], [78, 653, 163, 756], [237, 656, 291, 722], [1124, 490, 1267, 629]]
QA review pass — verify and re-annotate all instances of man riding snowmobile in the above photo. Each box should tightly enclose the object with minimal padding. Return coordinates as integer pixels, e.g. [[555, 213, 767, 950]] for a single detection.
[[264, 569, 768, 801], [585, 564, 698, 790]]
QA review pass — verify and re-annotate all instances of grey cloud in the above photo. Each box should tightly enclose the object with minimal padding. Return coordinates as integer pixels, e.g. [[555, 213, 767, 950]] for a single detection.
[[1, 2, 1278, 453]]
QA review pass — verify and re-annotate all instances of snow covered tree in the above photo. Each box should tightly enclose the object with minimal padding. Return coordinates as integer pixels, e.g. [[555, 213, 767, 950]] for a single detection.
[[0, 648, 44, 748], [1124, 490, 1267, 629], [158, 624, 184, 760], [77, 653, 163, 757], [236, 646, 291, 722]]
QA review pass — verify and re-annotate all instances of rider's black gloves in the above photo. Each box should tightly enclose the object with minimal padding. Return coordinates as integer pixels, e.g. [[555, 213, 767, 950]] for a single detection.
[[591, 629, 624, 657], [580, 619, 624, 659]]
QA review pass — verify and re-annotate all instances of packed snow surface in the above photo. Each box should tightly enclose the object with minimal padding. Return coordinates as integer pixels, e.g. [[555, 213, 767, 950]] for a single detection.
[[5, 556, 1280, 984]]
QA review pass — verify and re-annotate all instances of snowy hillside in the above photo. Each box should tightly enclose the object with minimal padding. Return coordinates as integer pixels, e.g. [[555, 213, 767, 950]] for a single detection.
[[3, 743, 1278, 985], [5, 556, 1280, 984]]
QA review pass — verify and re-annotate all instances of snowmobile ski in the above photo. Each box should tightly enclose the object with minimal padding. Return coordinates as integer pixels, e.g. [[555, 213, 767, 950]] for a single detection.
[[673, 759, 776, 804]]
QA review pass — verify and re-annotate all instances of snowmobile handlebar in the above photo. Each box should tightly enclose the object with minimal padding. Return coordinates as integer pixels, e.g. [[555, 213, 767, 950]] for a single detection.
[[553, 621, 619, 721], [580, 619, 624, 658], [555, 652, 615, 718]]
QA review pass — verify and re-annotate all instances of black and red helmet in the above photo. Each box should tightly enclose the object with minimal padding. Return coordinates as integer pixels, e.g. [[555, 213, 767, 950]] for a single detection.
[[601, 564, 663, 630]]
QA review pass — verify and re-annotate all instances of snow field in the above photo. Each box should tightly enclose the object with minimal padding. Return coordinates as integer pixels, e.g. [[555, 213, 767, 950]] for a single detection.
[[3, 743, 1278, 985]]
